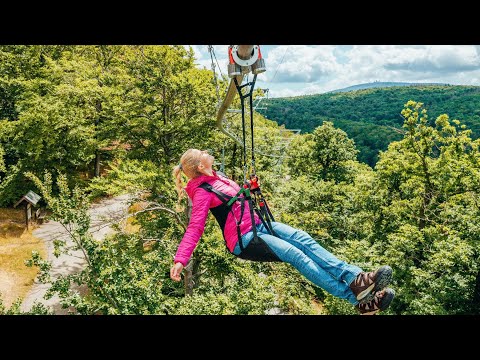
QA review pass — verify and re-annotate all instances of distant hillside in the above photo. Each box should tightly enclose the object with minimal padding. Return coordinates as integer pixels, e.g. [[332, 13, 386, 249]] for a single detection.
[[258, 85, 480, 166], [329, 81, 450, 93]]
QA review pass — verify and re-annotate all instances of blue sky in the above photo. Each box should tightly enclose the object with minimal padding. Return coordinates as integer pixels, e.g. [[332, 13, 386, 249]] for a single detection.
[[189, 45, 480, 98]]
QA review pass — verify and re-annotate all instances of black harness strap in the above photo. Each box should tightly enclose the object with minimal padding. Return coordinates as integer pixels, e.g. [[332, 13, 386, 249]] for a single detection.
[[201, 182, 232, 204], [254, 206, 275, 237], [199, 182, 280, 262], [232, 74, 276, 236], [236, 195, 247, 251], [244, 190, 258, 251], [199, 182, 247, 251]]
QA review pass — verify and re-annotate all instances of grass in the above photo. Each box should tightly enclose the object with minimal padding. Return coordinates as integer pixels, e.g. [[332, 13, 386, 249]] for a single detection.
[[0, 208, 47, 308]]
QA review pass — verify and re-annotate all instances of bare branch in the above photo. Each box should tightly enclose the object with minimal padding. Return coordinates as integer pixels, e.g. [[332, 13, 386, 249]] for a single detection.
[[117, 202, 187, 231]]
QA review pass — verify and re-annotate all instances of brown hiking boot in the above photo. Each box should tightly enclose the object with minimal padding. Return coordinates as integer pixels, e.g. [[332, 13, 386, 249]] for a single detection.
[[349, 265, 392, 303], [356, 288, 395, 315]]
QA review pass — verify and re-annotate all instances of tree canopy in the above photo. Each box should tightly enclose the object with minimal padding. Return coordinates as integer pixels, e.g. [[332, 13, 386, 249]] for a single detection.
[[259, 85, 480, 166], [2, 46, 479, 315]]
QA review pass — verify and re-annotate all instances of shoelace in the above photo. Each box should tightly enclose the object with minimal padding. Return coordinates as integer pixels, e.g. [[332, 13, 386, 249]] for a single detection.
[[354, 271, 374, 287]]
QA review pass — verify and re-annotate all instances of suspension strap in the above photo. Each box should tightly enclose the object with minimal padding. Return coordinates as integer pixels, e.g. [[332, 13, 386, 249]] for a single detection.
[[249, 81, 256, 174], [231, 74, 280, 243], [233, 75, 257, 183]]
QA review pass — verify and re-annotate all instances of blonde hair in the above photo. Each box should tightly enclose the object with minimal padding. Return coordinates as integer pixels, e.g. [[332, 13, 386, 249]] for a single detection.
[[173, 149, 204, 212]]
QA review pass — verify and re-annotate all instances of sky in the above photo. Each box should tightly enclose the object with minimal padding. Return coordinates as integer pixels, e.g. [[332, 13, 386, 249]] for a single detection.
[[189, 45, 480, 98]]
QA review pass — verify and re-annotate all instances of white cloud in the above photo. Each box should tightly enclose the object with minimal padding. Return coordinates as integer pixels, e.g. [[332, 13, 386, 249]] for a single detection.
[[193, 45, 480, 97], [264, 45, 339, 83], [311, 45, 480, 94], [383, 45, 480, 73]]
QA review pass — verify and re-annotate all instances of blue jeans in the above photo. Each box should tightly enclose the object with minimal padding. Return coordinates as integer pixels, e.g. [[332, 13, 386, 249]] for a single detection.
[[233, 222, 362, 305]]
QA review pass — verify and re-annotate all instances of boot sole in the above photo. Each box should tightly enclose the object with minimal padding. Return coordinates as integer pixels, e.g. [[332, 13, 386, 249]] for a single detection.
[[378, 288, 395, 311], [357, 265, 393, 303], [360, 288, 395, 315]]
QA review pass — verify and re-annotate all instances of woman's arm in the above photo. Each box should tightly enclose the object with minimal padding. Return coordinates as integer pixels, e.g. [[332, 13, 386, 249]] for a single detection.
[[173, 187, 212, 268]]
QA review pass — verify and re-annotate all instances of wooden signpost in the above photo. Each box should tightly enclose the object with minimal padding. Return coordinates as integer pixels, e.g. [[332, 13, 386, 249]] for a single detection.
[[13, 190, 42, 230]]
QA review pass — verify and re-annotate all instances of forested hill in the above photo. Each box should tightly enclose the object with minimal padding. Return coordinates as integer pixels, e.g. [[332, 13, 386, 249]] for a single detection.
[[329, 81, 448, 93], [258, 85, 480, 166]]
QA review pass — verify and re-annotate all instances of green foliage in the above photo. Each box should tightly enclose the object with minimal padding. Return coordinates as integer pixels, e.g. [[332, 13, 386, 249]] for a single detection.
[[0, 164, 23, 206], [119, 46, 217, 165], [276, 101, 480, 314], [88, 159, 160, 198], [176, 225, 315, 315], [22, 170, 315, 314], [287, 121, 358, 183], [286, 134, 317, 177], [6, 46, 480, 315], [260, 85, 480, 166], [372, 102, 480, 314], [322, 294, 357, 315], [0, 296, 52, 315], [287, 121, 358, 182], [0, 145, 5, 173], [0, 45, 218, 206]]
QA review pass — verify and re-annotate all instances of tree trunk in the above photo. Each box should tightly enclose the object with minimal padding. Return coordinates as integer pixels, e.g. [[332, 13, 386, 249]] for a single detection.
[[94, 151, 101, 177], [94, 100, 103, 178], [183, 259, 195, 296]]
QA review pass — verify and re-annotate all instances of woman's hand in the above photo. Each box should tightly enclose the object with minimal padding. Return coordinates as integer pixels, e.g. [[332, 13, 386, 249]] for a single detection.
[[170, 262, 184, 282]]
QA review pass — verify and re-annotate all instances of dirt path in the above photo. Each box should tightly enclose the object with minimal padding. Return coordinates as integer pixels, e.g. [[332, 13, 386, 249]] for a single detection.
[[20, 194, 132, 314]]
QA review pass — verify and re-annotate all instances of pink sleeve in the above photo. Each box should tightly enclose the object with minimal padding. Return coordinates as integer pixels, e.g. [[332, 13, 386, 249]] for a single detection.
[[174, 187, 212, 267]]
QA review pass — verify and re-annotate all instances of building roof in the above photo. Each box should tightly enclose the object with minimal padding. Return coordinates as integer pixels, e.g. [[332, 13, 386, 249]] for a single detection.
[[14, 190, 41, 208]]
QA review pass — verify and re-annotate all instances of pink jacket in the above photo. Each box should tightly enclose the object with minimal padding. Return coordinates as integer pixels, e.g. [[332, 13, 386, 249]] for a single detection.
[[174, 171, 261, 266]]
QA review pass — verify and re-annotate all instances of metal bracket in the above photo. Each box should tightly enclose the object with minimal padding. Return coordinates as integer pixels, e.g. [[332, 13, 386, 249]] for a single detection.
[[231, 45, 259, 67]]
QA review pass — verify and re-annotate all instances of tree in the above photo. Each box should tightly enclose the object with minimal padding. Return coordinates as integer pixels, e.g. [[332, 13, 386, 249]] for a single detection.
[[287, 121, 358, 183], [311, 121, 358, 181], [260, 85, 480, 167], [0, 46, 122, 204], [119, 46, 218, 166], [373, 101, 480, 314]]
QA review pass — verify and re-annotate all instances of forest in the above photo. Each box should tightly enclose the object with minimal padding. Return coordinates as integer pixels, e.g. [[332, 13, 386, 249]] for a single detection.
[[1, 45, 479, 315], [258, 85, 480, 166]]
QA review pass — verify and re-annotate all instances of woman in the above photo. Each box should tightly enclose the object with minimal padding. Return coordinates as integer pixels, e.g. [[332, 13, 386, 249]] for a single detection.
[[170, 148, 395, 314]]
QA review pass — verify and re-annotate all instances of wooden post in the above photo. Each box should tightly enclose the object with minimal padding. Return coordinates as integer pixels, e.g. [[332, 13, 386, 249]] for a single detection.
[[24, 202, 31, 229], [216, 45, 256, 146]]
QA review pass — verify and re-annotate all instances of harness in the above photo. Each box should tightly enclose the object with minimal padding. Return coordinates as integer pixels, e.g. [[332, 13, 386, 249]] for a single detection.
[[199, 180, 280, 262]]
